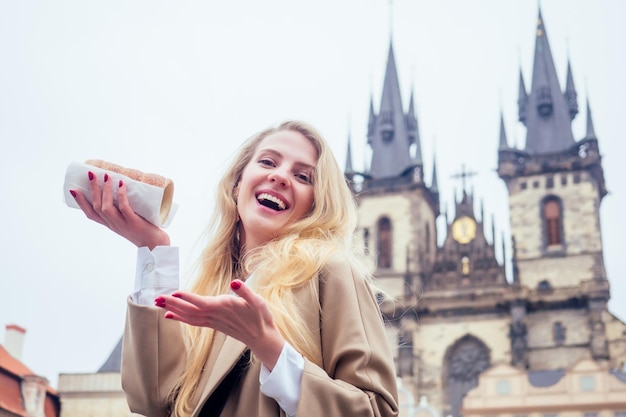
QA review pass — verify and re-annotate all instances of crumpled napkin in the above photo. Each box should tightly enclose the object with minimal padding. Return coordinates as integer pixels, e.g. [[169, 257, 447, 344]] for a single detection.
[[63, 161, 178, 228]]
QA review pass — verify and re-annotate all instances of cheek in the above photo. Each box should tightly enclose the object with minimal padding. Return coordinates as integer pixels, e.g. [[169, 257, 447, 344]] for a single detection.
[[237, 170, 256, 196], [301, 190, 315, 215]]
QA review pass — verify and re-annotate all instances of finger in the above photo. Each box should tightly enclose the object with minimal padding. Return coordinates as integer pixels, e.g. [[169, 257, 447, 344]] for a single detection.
[[163, 311, 194, 324], [169, 291, 222, 308], [70, 189, 107, 226], [116, 180, 136, 220], [86, 170, 103, 212], [157, 292, 214, 318], [230, 280, 264, 309], [158, 293, 243, 326], [100, 172, 121, 221]]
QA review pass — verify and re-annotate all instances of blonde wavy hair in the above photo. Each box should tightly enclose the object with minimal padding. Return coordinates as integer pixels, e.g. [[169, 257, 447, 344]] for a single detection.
[[170, 120, 362, 416]]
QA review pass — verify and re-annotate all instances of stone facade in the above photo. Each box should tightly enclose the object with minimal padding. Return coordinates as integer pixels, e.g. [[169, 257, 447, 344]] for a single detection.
[[462, 359, 626, 416], [357, 187, 438, 299], [507, 170, 605, 289], [348, 7, 626, 417], [57, 372, 141, 417]]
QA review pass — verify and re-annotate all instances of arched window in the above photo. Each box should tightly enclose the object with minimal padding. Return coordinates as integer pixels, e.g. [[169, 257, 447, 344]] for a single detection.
[[543, 197, 563, 247], [377, 217, 392, 269], [363, 228, 370, 256], [461, 256, 470, 275]]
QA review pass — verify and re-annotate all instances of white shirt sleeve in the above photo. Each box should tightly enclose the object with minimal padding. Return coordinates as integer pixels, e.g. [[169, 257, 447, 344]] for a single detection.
[[131, 246, 180, 306], [259, 342, 304, 417]]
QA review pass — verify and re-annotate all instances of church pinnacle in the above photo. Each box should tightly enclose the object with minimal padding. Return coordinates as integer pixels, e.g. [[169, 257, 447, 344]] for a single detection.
[[518, 7, 576, 154], [366, 41, 421, 179]]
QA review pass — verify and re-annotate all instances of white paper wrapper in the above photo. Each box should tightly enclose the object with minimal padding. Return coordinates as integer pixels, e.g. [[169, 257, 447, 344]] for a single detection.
[[63, 161, 178, 228]]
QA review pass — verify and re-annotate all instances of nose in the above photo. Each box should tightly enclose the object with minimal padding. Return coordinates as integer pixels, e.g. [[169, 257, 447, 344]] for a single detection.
[[268, 170, 289, 187]]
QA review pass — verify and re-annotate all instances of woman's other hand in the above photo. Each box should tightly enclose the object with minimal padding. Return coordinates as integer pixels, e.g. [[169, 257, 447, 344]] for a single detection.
[[70, 171, 170, 250], [154, 280, 285, 370]]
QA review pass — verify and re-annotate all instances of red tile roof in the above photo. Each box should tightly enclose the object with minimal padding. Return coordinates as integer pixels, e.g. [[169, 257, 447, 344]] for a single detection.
[[0, 344, 33, 377], [0, 344, 59, 417]]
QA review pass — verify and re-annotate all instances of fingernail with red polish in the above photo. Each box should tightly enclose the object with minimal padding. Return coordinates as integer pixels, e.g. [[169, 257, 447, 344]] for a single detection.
[[164, 312, 174, 319], [69, 190, 77, 198], [104, 173, 109, 182], [230, 280, 241, 291], [119, 180, 124, 188], [155, 298, 166, 308], [172, 293, 182, 298], [88, 171, 94, 181]]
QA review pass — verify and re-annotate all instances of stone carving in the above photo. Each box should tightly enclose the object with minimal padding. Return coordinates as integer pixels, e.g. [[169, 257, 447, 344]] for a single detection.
[[445, 336, 490, 417]]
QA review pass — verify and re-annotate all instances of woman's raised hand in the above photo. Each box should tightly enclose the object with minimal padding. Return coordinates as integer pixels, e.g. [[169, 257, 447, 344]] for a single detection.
[[70, 171, 170, 250], [154, 280, 285, 371]]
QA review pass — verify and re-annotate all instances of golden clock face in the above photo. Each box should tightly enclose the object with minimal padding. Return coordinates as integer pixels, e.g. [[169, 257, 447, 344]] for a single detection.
[[452, 216, 477, 244]]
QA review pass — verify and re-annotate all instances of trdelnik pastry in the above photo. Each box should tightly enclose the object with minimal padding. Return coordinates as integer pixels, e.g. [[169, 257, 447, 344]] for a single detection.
[[63, 159, 177, 227]]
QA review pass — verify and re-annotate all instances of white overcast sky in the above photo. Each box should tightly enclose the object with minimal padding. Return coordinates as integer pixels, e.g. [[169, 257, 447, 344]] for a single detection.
[[1, 0, 624, 387]]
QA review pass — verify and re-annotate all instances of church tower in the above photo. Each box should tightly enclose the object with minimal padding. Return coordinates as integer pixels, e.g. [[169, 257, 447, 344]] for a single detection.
[[347, 40, 439, 301], [347, 6, 625, 417], [497, 8, 611, 367]]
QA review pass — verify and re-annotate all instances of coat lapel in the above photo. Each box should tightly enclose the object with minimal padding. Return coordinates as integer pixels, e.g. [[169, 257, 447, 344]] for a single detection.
[[192, 332, 247, 415]]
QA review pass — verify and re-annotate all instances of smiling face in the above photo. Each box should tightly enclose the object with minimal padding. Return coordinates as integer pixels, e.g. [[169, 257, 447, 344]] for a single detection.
[[236, 129, 318, 252]]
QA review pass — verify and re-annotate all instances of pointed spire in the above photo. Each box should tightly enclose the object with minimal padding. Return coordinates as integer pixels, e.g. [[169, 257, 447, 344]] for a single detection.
[[406, 89, 423, 165], [564, 59, 579, 120], [367, 95, 376, 144], [431, 154, 439, 193], [367, 40, 417, 179], [501, 231, 507, 273], [480, 198, 485, 223], [345, 131, 355, 175], [499, 111, 510, 150], [518, 68, 528, 125], [585, 97, 597, 140], [524, 7, 576, 154]]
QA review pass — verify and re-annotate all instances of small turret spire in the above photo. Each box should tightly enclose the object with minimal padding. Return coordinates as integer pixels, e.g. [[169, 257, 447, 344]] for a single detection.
[[367, 95, 376, 145], [585, 97, 597, 140], [564, 59, 579, 120], [480, 198, 485, 222], [501, 231, 507, 276], [431, 153, 439, 192], [499, 111, 510, 150], [345, 130, 354, 175], [406, 89, 423, 165], [518, 68, 528, 125]]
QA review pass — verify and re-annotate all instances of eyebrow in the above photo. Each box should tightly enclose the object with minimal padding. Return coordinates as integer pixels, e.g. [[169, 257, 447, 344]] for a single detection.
[[257, 148, 315, 171]]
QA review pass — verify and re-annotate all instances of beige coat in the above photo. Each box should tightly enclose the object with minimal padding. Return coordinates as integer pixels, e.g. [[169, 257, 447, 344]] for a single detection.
[[121, 256, 399, 417]]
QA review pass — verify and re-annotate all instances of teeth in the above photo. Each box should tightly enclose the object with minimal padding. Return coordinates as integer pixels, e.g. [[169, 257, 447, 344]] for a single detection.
[[257, 193, 286, 210]]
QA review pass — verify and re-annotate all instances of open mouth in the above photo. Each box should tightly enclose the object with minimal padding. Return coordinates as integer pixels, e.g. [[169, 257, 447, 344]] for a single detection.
[[257, 193, 287, 211]]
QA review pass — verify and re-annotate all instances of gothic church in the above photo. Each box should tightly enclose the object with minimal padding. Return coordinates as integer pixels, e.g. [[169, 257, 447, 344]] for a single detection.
[[346, 8, 626, 417]]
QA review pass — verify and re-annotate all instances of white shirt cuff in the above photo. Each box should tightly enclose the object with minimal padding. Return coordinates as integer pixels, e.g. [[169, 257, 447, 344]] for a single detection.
[[259, 342, 304, 417], [131, 246, 179, 306]]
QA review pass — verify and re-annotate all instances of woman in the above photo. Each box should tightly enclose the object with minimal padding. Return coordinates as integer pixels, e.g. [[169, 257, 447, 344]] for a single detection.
[[71, 120, 399, 417]]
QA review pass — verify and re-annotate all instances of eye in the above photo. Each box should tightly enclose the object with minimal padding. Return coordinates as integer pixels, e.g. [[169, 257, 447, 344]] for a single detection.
[[295, 172, 312, 184], [258, 158, 276, 167]]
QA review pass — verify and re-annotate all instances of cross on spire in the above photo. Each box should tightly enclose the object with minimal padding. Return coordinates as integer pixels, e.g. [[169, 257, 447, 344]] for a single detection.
[[451, 164, 477, 194]]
